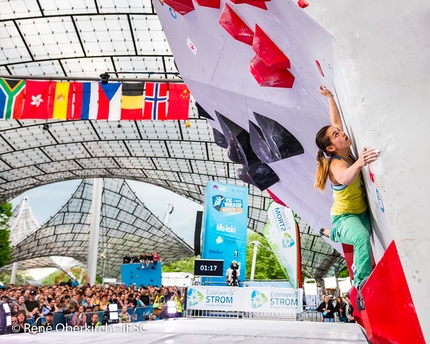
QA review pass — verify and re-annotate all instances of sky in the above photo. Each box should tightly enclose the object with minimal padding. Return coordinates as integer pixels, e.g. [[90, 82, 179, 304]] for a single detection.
[[10, 179, 203, 280]]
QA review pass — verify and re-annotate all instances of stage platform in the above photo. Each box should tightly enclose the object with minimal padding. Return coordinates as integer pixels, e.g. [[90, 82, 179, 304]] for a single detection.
[[3, 318, 367, 344]]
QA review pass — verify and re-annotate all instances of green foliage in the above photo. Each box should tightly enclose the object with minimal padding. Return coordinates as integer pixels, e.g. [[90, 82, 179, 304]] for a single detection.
[[246, 232, 287, 280], [0, 271, 33, 286], [338, 265, 349, 278], [162, 256, 196, 273], [0, 202, 13, 269], [42, 266, 102, 285]]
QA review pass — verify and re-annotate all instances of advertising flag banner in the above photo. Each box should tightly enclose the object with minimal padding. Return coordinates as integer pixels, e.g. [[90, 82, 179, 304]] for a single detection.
[[264, 202, 301, 289], [201, 181, 248, 285]]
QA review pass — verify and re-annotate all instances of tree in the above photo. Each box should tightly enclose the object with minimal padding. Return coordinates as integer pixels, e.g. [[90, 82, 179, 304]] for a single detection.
[[162, 256, 196, 273], [338, 265, 349, 278], [0, 271, 33, 286], [246, 232, 287, 280], [0, 202, 13, 269], [42, 266, 102, 285]]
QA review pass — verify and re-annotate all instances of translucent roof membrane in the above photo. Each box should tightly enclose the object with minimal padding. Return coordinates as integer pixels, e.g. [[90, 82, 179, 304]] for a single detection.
[[11, 179, 194, 278], [0, 1, 345, 281]]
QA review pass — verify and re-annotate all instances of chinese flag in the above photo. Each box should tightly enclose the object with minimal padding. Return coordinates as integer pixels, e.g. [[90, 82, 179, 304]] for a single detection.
[[22, 80, 55, 119], [165, 83, 190, 120]]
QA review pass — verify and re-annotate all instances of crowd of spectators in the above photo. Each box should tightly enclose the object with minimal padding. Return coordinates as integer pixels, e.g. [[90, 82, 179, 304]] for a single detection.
[[122, 251, 160, 269], [0, 282, 185, 334]]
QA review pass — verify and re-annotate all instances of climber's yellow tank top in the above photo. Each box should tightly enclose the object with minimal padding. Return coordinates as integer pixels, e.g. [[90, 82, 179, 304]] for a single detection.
[[330, 155, 367, 216]]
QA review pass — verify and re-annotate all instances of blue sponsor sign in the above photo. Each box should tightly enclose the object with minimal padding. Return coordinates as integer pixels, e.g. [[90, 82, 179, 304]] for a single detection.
[[201, 181, 248, 285]]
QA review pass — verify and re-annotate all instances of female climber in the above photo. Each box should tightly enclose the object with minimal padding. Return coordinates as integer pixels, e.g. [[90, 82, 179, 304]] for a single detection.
[[314, 85, 379, 287]]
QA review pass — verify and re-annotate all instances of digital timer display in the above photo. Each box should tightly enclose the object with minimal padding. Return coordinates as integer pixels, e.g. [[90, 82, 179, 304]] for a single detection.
[[194, 259, 224, 277]]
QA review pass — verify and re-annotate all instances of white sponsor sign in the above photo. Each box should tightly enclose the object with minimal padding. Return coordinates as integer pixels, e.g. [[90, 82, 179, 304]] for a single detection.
[[187, 286, 302, 314]]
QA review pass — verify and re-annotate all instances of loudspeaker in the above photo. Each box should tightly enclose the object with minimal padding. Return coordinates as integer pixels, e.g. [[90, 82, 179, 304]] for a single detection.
[[194, 211, 203, 256]]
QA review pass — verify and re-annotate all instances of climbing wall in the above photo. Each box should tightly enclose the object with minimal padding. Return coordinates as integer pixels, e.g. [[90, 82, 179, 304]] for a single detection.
[[153, 0, 430, 342]]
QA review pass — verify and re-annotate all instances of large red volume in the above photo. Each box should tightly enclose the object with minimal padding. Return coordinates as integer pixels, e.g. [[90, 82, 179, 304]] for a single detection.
[[163, 0, 195, 15], [219, 3, 254, 46], [361, 241, 425, 344], [194, 0, 220, 9], [252, 24, 290, 69], [249, 55, 295, 88]]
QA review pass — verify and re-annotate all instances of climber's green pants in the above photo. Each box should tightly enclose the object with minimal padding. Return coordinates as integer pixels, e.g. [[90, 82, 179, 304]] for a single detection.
[[329, 211, 372, 287]]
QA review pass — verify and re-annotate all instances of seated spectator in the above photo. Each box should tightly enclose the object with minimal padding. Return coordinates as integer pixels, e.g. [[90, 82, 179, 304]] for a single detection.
[[119, 306, 131, 323], [11, 304, 19, 316], [152, 252, 160, 269], [140, 288, 150, 306], [135, 293, 145, 308], [17, 295, 31, 317], [25, 289, 39, 313], [71, 305, 87, 327], [316, 295, 336, 322], [15, 310, 28, 333], [131, 255, 139, 263], [11, 316, 19, 334], [139, 254, 146, 269], [42, 312, 54, 330], [47, 298, 61, 313], [89, 313, 101, 327], [109, 293, 119, 304], [117, 293, 125, 308], [145, 253, 152, 269], [99, 295, 109, 311]]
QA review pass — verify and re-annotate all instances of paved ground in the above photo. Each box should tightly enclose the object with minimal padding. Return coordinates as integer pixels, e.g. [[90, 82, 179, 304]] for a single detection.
[[2, 318, 368, 344]]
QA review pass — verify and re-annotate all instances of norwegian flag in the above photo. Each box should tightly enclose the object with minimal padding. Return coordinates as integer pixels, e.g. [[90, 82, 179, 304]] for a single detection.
[[143, 83, 168, 120]]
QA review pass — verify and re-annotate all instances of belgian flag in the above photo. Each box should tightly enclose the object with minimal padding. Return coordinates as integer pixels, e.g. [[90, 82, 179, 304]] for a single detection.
[[121, 82, 144, 120]]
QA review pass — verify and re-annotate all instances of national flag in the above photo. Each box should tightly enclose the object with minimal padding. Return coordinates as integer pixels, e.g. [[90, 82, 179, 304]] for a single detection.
[[0, 79, 25, 119], [165, 83, 190, 120], [22, 80, 55, 119], [97, 82, 122, 120], [121, 82, 144, 120], [72, 82, 98, 120], [143, 83, 168, 120], [52, 82, 73, 120]]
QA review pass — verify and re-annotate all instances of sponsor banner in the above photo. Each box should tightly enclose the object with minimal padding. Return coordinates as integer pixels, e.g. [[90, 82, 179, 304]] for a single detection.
[[264, 202, 300, 289], [187, 286, 302, 314], [201, 181, 248, 285]]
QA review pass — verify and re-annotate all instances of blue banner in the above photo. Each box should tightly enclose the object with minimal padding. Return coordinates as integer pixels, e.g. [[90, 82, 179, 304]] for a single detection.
[[201, 181, 248, 286]]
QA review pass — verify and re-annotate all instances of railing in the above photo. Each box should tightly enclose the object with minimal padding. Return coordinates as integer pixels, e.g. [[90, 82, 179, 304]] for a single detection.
[[299, 310, 323, 322], [186, 309, 297, 320], [28, 305, 155, 329]]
